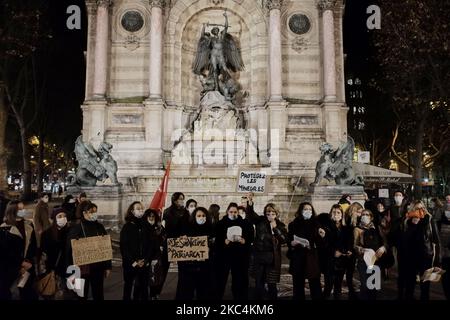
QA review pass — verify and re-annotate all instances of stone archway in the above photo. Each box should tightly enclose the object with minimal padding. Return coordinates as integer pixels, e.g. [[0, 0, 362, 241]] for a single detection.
[[164, 0, 268, 108]]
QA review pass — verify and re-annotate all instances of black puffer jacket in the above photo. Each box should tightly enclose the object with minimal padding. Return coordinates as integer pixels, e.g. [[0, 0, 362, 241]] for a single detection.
[[120, 217, 156, 268], [253, 217, 287, 256], [163, 205, 190, 238]]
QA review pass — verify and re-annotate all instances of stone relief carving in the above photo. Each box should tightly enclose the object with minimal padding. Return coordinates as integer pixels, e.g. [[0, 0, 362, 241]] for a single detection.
[[317, 0, 337, 11], [112, 114, 143, 125], [291, 36, 309, 54], [288, 115, 318, 126]]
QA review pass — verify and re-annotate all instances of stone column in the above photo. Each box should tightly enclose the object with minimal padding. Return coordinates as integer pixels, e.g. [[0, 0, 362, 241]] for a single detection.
[[267, 0, 283, 101], [148, 0, 165, 100], [319, 0, 337, 101], [92, 0, 111, 99]]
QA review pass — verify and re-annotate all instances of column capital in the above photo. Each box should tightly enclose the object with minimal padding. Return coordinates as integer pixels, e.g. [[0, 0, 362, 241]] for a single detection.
[[265, 0, 283, 11], [96, 0, 112, 8], [150, 0, 166, 9], [86, 1, 98, 15], [317, 0, 337, 11]]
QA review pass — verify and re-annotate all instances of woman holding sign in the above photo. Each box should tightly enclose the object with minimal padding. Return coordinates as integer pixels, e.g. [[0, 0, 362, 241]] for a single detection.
[[176, 207, 214, 300], [214, 202, 254, 300], [120, 201, 155, 301], [66, 201, 112, 300], [287, 202, 326, 300], [253, 203, 287, 300]]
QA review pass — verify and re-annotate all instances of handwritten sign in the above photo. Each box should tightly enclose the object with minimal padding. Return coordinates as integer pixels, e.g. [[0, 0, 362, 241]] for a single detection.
[[237, 171, 267, 193], [71, 235, 113, 266], [167, 236, 209, 262]]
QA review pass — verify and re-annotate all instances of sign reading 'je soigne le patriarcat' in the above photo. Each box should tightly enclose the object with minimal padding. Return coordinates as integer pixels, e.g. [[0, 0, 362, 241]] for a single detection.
[[167, 236, 209, 262]]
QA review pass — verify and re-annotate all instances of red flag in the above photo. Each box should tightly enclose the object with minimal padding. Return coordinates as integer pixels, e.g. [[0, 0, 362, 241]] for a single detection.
[[149, 161, 171, 214]]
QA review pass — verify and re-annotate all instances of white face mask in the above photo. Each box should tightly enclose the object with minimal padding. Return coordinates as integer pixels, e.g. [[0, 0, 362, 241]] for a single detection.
[[56, 217, 67, 228], [86, 212, 97, 222], [148, 219, 155, 226], [361, 215, 371, 225], [239, 212, 246, 220], [188, 207, 196, 214], [196, 217, 206, 225], [228, 214, 237, 220], [17, 209, 27, 218], [133, 209, 144, 219], [302, 210, 313, 220], [68, 199, 76, 204], [332, 213, 342, 222], [445, 211, 450, 220], [394, 196, 403, 205]]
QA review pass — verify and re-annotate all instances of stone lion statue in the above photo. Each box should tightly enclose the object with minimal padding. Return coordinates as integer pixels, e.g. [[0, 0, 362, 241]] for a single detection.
[[311, 137, 364, 186]]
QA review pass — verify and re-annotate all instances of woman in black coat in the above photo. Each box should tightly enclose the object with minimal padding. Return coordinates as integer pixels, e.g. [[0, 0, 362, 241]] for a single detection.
[[145, 208, 166, 300], [253, 203, 287, 300], [328, 204, 353, 300], [0, 202, 26, 300], [176, 207, 214, 300], [215, 202, 254, 300], [287, 202, 326, 300], [120, 201, 155, 301], [66, 201, 112, 300], [40, 207, 69, 299]]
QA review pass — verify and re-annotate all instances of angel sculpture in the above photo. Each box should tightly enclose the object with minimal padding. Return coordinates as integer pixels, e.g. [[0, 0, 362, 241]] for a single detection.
[[192, 9, 245, 100]]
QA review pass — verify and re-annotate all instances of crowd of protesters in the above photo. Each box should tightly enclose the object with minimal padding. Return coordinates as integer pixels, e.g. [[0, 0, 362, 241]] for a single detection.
[[1, 190, 450, 301]]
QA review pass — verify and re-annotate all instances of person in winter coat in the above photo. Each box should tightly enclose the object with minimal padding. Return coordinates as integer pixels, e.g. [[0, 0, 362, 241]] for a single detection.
[[393, 201, 441, 300], [176, 207, 214, 300], [162, 192, 190, 239], [120, 201, 155, 301], [33, 193, 51, 248], [253, 203, 287, 300], [61, 195, 77, 222], [215, 202, 254, 300], [40, 207, 69, 299], [343, 202, 363, 299], [66, 201, 112, 300], [287, 202, 326, 300], [328, 204, 353, 300], [316, 212, 334, 299], [441, 194, 450, 299], [0, 201, 29, 300], [354, 209, 387, 300], [145, 209, 167, 300]]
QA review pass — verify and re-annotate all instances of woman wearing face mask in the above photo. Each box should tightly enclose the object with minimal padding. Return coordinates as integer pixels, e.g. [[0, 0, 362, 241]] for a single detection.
[[343, 202, 363, 298], [0, 201, 29, 300], [176, 207, 214, 300], [393, 201, 441, 300], [287, 202, 326, 300], [353, 209, 386, 300], [144, 209, 166, 300], [214, 202, 254, 300], [253, 203, 287, 300], [328, 205, 353, 300], [120, 202, 154, 300], [185, 199, 198, 216], [40, 208, 69, 299], [162, 192, 189, 239], [66, 201, 112, 300], [33, 193, 51, 249]]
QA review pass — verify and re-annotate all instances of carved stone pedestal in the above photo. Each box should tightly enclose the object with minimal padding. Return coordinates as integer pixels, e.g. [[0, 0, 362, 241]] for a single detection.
[[305, 185, 365, 214]]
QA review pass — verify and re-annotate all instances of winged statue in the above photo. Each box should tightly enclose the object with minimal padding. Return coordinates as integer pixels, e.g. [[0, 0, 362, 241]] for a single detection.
[[192, 9, 245, 100]]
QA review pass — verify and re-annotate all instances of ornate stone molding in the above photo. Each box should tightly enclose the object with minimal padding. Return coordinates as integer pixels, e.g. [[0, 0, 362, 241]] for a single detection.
[[266, 0, 283, 11], [86, 1, 98, 15], [210, 0, 224, 5], [96, 0, 112, 8], [150, 0, 166, 9], [317, 0, 337, 11]]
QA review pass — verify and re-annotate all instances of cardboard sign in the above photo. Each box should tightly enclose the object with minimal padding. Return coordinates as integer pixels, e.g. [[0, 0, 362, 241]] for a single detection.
[[378, 188, 389, 198], [71, 235, 113, 266], [237, 171, 267, 193], [167, 236, 209, 262]]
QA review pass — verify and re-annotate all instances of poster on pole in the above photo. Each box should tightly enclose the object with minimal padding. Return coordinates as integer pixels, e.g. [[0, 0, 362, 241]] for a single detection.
[[167, 236, 209, 262], [71, 235, 113, 266], [236, 171, 267, 194]]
